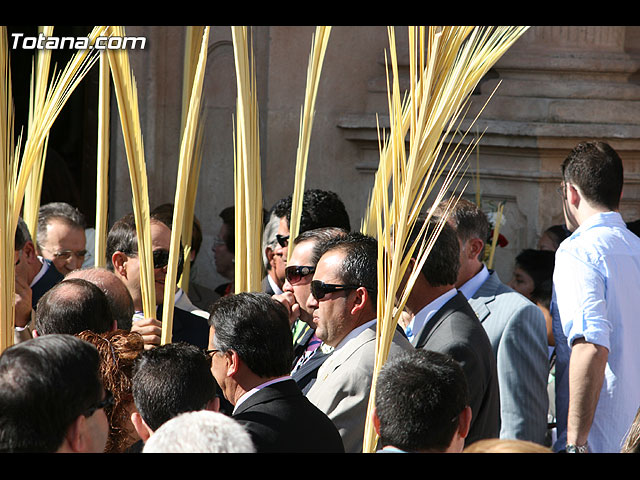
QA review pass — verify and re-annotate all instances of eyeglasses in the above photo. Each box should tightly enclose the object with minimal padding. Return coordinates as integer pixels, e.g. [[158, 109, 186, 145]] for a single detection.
[[276, 234, 290, 248], [285, 265, 315, 284], [84, 389, 114, 417], [310, 280, 365, 300], [41, 247, 87, 261]]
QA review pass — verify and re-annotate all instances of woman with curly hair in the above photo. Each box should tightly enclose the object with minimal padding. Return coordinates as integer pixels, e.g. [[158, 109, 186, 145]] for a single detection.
[[75, 329, 144, 453]]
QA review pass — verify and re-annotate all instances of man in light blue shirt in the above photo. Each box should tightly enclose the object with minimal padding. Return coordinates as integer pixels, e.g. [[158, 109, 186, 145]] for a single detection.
[[552, 141, 640, 453]]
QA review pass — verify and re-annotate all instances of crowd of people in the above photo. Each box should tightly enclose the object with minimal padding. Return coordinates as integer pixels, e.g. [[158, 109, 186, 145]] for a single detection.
[[1, 141, 640, 454]]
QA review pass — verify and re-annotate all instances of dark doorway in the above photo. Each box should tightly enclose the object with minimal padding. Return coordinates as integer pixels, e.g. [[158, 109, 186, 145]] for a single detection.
[[7, 25, 101, 228]]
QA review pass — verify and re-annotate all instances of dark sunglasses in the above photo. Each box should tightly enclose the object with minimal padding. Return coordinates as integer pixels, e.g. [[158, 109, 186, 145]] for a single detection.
[[153, 249, 184, 272], [285, 265, 315, 284], [310, 280, 365, 300], [276, 234, 290, 248], [84, 389, 114, 417]]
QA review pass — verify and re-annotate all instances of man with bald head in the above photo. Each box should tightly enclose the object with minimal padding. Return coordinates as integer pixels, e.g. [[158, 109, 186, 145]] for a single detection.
[[66, 267, 135, 331]]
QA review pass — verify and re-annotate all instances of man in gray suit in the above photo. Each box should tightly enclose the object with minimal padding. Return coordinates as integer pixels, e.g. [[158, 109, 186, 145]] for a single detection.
[[439, 199, 549, 445], [305, 232, 413, 453], [402, 218, 500, 445]]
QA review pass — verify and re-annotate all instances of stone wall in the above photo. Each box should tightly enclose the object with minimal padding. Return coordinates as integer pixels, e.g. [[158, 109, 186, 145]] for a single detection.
[[108, 26, 640, 291]]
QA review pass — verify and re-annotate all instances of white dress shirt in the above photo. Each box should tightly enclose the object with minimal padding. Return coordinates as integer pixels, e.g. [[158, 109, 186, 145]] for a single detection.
[[405, 288, 458, 345]]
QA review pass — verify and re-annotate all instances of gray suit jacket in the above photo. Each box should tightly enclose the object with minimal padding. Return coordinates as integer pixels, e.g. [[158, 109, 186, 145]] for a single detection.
[[306, 321, 413, 453], [467, 271, 549, 445], [413, 291, 500, 445]]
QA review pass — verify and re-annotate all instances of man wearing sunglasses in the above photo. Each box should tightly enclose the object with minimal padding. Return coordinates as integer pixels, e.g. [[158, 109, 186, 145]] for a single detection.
[[272, 227, 348, 393], [107, 213, 210, 350], [304, 232, 413, 453], [0, 334, 110, 453]]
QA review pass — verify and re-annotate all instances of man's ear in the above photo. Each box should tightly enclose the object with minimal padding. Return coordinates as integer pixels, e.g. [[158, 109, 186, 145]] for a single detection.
[[111, 252, 129, 278], [566, 183, 582, 208], [372, 407, 381, 436], [265, 246, 276, 270], [463, 237, 485, 262], [64, 415, 90, 453], [131, 411, 153, 443], [205, 396, 221, 413], [227, 350, 241, 378], [350, 286, 371, 317], [458, 405, 472, 439]]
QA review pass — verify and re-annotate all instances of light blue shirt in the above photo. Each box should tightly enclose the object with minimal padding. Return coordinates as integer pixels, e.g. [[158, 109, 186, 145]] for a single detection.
[[458, 264, 490, 300], [552, 211, 640, 453], [405, 288, 458, 345]]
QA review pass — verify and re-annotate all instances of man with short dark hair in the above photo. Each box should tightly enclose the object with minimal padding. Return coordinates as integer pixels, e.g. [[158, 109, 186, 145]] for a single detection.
[[439, 198, 549, 445], [304, 232, 413, 453], [274, 227, 348, 393], [66, 267, 135, 331], [33, 278, 115, 336], [401, 218, 500, 445], [268, 189, 351, 291], [107, 212, 210, 349], [208, 291, 344, 453], [37, 202, 87, 276], [13, 216, 64, 342], [373, 349, 472, 453], [130, 342, 219, 447], [552, 141, 640, 453], [0, 334, 110, 453]]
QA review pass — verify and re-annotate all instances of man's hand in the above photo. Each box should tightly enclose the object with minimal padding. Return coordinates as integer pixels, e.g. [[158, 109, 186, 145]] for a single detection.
[[14, 274, 33, 329], [272, 292, 300, 327], [131, 317, 163, 350]]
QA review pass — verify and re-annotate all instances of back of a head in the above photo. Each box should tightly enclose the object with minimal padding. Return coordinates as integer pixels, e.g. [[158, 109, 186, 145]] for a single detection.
[[313, 231, 378, 306], [142, 410, 255, 453], [463, 438, 552, 453], [409, 218, 460, 287], [106, 213, 138, 270], [514, 249, 556, 305], [437, 198, 491, 246], [561, 141, 624, 211], [66, 267, 135, 331], [208, 292, 294, 378], [272, 189, 351, 233], [295, 226, 349, 265], [375, 349, 469, 453], [37, 202, 86, 247], [132, 342, 217, 432], [34, 278, 113, 336], [0, 334, 102, 452]]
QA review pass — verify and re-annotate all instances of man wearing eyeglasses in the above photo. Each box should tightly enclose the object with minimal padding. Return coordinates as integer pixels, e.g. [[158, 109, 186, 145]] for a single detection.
[[106, 213, 210, 350], [0, 334, 110, 453], [551, 142, 640, 453], [36, 202, 88, 277], [304, 232, 413, 453]]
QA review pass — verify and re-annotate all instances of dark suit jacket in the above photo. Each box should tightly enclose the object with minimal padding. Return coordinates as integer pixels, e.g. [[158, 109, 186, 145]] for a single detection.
[[261, 275, 276, 296], [31, 259, 64, 309], [413, 291, 500, 445], [233, 378, 344, 453], [156, 304, 210, 350]]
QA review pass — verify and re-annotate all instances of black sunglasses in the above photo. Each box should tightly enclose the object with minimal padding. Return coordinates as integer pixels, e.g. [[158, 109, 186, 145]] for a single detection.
[[285, 265, 315, 284], [276, 234, 290, 248], [310, 280, 364, 300], [152, 249, 184, 273], [84, 389, 114, 417]]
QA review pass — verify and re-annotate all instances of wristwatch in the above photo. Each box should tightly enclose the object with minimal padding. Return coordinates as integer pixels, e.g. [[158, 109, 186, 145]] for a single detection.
[[565, 443, 588, 453]]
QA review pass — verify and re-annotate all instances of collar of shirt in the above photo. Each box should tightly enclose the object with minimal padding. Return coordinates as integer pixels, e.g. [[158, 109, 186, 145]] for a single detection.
[[267, 274, 283, 295], [233, 375, 292, 413], [569, 211, 625, 240], [30, 257, 48, 288], [458, 264, 490, 300], [406, 287, 458, 343], [334, 318, 377, 352]]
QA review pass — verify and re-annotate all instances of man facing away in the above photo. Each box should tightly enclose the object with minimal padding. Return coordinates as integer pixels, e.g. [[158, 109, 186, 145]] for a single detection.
[[438, 198, 549, 445], [0, 334, 110, 453], [207, 291, 345, 453], [551, 141, 640, 453], [401, 218, 500, 445], [304, 232, 414, 453], [373, 349, 472, 453]]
